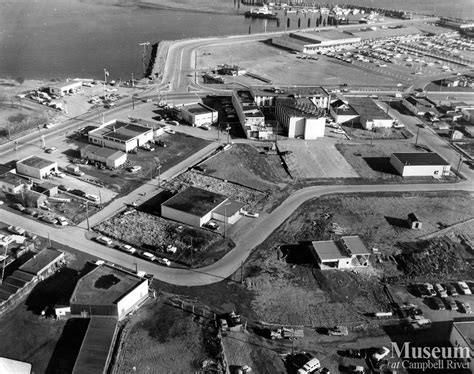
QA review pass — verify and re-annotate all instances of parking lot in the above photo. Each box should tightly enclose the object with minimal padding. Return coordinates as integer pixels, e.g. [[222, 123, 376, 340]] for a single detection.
[[278, 139, 359, 179]]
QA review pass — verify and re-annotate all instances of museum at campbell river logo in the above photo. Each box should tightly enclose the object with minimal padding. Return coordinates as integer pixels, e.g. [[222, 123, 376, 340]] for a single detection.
[[383, 342, 471, 371]]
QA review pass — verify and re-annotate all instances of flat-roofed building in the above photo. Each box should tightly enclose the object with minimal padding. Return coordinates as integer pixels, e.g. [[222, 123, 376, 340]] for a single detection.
[[329, 99, 359, 124], [0, 357, 32, 374], [275, 98, 325, 139], [88, 120, 154, 152], [19, 248, 65, 279], [232, 90, 266, 139], [80, 144, 127, 168], [251, 85, 330, 110], [70, 264, 148, 320], [348, 97, 394, 130], [0, 172, 30, 194], [16, 156, 58, 180], [311, 236, 371, 269], [179, 102, 218, 127], [44, 80, 82, 96], [161, 186, 243, 227], [402, 95, 437, 116], [390, 152, 451, 177], [449, 320, 474, 372], [272, 30, 361, 54]]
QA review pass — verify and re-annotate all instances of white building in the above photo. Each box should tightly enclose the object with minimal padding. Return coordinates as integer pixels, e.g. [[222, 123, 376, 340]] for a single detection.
[[275, 98, 325, 139], [272, 30, 361, 54], [44, 80, 82, 96], [0, 172, 29, 194], [70, 264, 148, 320], [80, 144, 127, 168], [232, 90, 266, 139], [250, 86, 330, 111], [461, 108, 474, 124], [449, 321, 474, 372], [402, 95, 437, 116], [161, 187, 243, 227], [16, 156, 58, 180], [88, 120, 154, 152], [311, 236, 371, 270], [349, 97, 394, 130], [390, 152, 451, 177], [179, 102, 218, 127]]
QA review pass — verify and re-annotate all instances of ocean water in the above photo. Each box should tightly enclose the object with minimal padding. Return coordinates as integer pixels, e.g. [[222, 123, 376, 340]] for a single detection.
[[0, 0, 472, 80]]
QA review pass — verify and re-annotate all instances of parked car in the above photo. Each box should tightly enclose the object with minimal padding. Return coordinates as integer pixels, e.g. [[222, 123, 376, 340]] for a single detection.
[[348, 365, 365, 374], [56, 216, 68, 226], [128, 165, 142, 173], [445, 297, 458, 311], [45, 147, 57, 154], [204, 221, 219, 230], [445, 283, 458, 296], [85, 194, 100, 203], [432, 297, 446, 310], [118, 244, 136, 254], [156, 257, 171, 266], [41, 215, 57, 224], [424, 283, 436, 297], [58, 185, 70, 192], [25, 231, 38, 240], [327, 326, 348, 336], [8, 225, 25, 235], [96, 236, 114, 246], [166, 245, 177, 254], [457, 281, 472, 295], [434, 283, 447, 298], [11, 203, 25, 212], [164, 128, 176, 135], [140, 251, 156, 261], [244, 211, 260, 218], [458, 301, 472, 314], [200, 124, 210, 130], [70, 189, 86, 198]]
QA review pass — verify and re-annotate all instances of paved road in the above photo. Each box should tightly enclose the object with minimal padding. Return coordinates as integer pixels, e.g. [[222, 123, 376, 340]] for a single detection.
[[2, 180, 471, 286]]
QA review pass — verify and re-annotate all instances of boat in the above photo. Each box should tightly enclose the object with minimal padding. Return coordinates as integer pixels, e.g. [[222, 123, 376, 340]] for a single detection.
[[244, 5, 278, 19]]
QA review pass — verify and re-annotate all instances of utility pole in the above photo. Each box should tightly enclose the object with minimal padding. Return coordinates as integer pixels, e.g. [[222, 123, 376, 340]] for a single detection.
[[226, 124, 231, 144], [85, 201, 90, 231], [0, 245, 8, 285], [131, 72, 135, 110], [456, 156, 462, 181], [415, 126, 420, 146]]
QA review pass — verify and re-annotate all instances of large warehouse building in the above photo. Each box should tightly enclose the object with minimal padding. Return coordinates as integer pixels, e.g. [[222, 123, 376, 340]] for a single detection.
[[251, 86, 330, 111], [272, 30, 361, 54], [88, 120, 154, 152], [70, 264, 148, 320], [179, 102, 218, 127], [161, 186, 244, 227], [390, 152, 451, 177], [80, 144, 127, 168], [349, 97, 394, 130], [16, 156, 58, 180], [275, 98, 325, 139], [232, 90, 267, 139]]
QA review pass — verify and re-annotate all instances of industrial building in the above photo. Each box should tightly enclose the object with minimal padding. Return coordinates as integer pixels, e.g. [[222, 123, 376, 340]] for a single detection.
[[348, 97, 394, 130], [274, 98, 325, 139], [449, 321, 474, 372], [178, 102, 218, 127], [88, 120, 154, 152], [16, 156, 58, 180], [390, 152, 451, 177], [311, 236, 371, 270], [329, 98, 359, 124], [251, 85, 330, 111], [402, 95, 437, 116], [0, 172, 29, 194], [161, 186, 244, 227], [44, 80, 83, 96], [0, 357, 32, 374], [80, 144, 127, 169], [272, 30, 361, 54], [70, 264, 148, 320], [232, 90, 267, 139]]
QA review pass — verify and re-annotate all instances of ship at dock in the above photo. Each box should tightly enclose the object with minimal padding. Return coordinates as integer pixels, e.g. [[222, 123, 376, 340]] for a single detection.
[[244, 5, 278, 20]]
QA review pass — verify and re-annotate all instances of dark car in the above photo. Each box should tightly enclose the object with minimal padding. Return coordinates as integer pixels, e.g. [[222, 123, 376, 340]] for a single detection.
[[444, 297, 458, 311], [432, 297, 446, 310], [70, 189, 86, 197], [347, 349, 363, 359], [445, 283, 459, 297], [58, 185, 70, 192], [415, 284, 430, 298], [10, 203, 25, 212]]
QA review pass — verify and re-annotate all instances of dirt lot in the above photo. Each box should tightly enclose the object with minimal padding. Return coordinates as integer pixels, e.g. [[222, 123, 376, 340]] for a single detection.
[[66, 131, 211, 196], [113, 297, 224, 374], [278, 139, 359, 179], [336, 141, 440, 180], [94, 210, 229, 268], [199, 143, 290, 191]]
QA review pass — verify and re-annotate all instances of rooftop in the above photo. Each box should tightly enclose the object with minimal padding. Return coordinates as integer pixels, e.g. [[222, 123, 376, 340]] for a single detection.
[[47, 80, 82, 89], [213, 199, 245, 216], [0, 172, 28, 187], [162, 186, 227, 217], [17, 156, 56, 169], [183, 103, 216, 115], [290, 30, 359, 44], [348, 97, 392, 120], [453, 321, 474, 351], [277, 97, 324, 118], [89, 120, 152, 142], [339, 236, 370, 256], [312, 236, 370, 261], [351, 26, 421, 40], [0, 357, 32, 374], [251, 85, 329, 99], [82, 144, 126, 160], [392, 152, 450, 166], [71, 265, 144, 306], [331, 100, 358, 116], [19, 249, 64, 276]]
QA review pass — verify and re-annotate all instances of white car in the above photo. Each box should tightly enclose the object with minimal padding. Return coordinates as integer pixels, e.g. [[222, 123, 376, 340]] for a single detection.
[[156, 257, 171, 266], [333, 129, 345, 134], [8, 225, 25, 235], [165, 128, 176, 134], [200, 124, 210, 131], [96, 236, 113, 246], [458, 281, 472, 295], [166, 245, 177, 254], [119, 244, 136, 254], [128, 165, 142, 173], [244, 211, 259, 218], [85, 194, 100, 203], [57, 216, 68, 226], [45, 147, 57, 154]]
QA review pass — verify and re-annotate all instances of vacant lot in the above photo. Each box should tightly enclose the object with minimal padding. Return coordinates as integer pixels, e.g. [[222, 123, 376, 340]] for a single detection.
[[66, 131, 211, 196], [200, 143, 290, 191], [336, 141, 435, 179], [94, 210, 228, 267], [278, 139, 359, 179], [113, 298, 224, 374]]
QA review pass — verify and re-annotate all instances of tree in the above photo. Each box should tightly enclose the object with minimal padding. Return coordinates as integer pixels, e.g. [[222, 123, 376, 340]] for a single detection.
[[15, 76, 25, 85]]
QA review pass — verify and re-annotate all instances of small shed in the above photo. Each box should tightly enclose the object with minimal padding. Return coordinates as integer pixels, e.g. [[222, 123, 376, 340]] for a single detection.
[[37, 181, 58, 197], [407, 213, 422, 230]]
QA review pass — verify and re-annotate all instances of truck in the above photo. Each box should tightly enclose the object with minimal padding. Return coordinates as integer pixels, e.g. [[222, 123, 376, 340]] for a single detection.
[[66, 164, 85, 177], [271, 327, 304, 340]]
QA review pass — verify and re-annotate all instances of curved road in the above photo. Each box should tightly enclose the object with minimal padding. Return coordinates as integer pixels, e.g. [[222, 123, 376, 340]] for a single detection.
[[3, 180, 472, 286]]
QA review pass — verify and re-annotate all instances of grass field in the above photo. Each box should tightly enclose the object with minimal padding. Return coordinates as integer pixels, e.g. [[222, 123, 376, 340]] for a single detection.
[[200, 143, 290, 191]]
